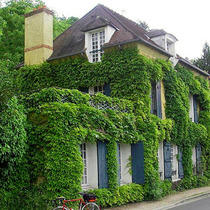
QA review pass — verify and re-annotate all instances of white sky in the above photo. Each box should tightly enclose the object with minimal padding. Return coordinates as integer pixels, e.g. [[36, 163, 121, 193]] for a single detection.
[[44, 0, 210, 60]]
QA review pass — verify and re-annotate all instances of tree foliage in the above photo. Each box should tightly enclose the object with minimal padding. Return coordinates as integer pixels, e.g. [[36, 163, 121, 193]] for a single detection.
[[0, 0, 78, 64], [193, 42, 210, 74], [53, 15, 78, 38], [0, 60, 14, 109], [138, 20, 150, 31]]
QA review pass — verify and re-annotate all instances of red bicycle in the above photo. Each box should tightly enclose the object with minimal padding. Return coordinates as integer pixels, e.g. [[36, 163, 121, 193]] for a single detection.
[[53, 193, 100, 210]]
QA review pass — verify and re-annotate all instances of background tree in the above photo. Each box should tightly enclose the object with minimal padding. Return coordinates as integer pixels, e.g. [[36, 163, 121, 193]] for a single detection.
[[53, 15, 78, 38], [193, 42, 210, 74], [0, 0, 78, 64], [138, 20, 150, 31], [0, 60, 14, 110]]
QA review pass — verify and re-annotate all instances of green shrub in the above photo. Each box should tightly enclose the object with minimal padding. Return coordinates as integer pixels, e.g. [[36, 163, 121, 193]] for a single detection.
[[87, 184, 144, 207]]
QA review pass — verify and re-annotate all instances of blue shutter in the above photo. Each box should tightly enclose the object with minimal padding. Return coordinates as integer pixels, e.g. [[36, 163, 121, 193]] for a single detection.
[[131, 142, 145, 184], [178, 146, 184, 179], [117, 143, 121, 185], [97, 141, 108, 188], [164, 141, 172, 180], [104, 83, 111, 96], [196, 144, 202, 174], [193, 95, 198, 123], [156, 82, 162, 119], [80, 87, 89, 93]]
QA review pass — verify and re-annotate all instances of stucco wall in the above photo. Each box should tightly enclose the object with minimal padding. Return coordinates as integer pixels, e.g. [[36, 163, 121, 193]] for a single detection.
[[25, 10, 53, 65]]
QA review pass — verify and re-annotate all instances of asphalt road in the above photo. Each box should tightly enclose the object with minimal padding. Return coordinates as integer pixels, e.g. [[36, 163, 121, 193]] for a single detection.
[[168, 196, 210, 210]]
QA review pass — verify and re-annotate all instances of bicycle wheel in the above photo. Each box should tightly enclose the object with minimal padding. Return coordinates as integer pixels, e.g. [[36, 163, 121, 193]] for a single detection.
[[81, 202, 100, 210]]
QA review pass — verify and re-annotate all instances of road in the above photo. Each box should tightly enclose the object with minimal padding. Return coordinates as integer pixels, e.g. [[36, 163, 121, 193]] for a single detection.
[[168, 196, 210, 210]]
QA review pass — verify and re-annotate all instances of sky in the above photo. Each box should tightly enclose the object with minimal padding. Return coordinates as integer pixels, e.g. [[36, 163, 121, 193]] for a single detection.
[[43, 0, 210, 60]]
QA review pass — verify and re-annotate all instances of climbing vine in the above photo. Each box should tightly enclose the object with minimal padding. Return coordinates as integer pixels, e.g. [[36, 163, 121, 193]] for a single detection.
[[1, 47, 209, 208]]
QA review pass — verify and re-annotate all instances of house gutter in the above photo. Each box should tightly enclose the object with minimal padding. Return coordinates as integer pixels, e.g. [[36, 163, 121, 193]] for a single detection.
[[102, 38, 173, 58], [178, 58, 209, 77], [48, 38, 172, 62], [47, 51, 86, 62]]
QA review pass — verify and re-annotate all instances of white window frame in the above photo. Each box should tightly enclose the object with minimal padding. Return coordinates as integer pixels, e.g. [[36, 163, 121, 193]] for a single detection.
[[171, 144, 179, 181], [85, 25, 116, 62], [90, 30, 105, 62], [81, 143, 88, 185], [89, 85, 104, 95], [158, 141, 164, 180], [119, 144, 132, 185], [81, 143, 98, 190], [189, 94, 194, 122]]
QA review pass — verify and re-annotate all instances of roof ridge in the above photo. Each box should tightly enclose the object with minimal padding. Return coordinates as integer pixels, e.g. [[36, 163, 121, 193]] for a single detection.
[[98, 4, 142, 39]]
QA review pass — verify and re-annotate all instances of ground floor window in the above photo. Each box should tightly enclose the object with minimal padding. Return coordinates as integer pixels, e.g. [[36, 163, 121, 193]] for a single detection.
[[81, 143, 88, 185]]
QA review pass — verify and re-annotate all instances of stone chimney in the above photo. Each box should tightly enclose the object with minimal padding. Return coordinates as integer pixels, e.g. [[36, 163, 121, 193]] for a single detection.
[[24, 6, 53, 65]]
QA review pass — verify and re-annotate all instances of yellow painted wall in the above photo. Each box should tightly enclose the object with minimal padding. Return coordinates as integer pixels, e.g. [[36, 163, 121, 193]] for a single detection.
[[25, 48, 53, 65], [104, 42, 170, 60], [137, 43, 169, 60], [179, 63, 209, 79], [25, 10, 53, 65]]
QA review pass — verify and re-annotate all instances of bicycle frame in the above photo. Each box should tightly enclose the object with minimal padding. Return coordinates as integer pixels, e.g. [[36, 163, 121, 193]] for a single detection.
[[62, 198, 86, 210]]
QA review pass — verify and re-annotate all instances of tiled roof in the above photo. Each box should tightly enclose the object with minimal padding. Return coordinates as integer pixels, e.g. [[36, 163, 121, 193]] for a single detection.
[[48, 4, 171, 61], [176, 54, 209, 77], [146, 29, 178, 41], [146, 29, 167, 38]]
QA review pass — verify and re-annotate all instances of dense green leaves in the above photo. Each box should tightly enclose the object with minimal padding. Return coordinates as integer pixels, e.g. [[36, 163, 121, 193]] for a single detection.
[[0, 0, 78, 64], [1, 47, 209, 208]]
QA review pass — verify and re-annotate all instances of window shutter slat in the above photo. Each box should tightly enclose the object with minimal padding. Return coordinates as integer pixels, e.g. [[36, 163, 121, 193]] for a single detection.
[[104, 83, 111, 96], [156, 82, 162, 119], [193, 95, 198, 123], [131, 142, 145, 184], [97, 141, 108, 188], [178, 146, 184, 179], [164, 141, 172, 180], [196, 144, 202, 174]]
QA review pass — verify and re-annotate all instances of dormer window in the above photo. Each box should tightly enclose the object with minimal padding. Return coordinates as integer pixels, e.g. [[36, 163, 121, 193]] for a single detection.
[[84, 18, 117, 63], [91, 30, 105, 62]]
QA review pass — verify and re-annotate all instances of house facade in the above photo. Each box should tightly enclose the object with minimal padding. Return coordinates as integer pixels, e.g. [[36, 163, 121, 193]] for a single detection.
[[22, 4, 209, 195]]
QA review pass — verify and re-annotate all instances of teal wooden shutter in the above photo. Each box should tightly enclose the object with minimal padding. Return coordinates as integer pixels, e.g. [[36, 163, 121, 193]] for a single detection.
[[104, 83, 111, 96], [117, 143, 121, 185], [80, 87, 89, 93], [156, 82, 162, 119], [131, 142, 145, 184], [97, 141, 108, 188], [150, 83, 157, 114], [193, 95, 198, 123], [196, 144, 202, 174], [164, 141, 172, 180], [178, 146, 184, 179]]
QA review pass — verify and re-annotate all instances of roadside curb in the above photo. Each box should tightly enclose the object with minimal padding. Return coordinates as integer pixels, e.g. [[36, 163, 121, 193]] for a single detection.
[[155, 192, 210, 210]]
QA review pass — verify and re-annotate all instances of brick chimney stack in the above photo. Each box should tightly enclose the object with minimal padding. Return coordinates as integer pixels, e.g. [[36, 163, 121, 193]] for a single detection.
[[24, 6, 53, 65]]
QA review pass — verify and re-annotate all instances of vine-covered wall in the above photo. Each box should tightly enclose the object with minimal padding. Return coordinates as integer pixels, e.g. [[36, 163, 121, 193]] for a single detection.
[[1, 48, 209, 208]]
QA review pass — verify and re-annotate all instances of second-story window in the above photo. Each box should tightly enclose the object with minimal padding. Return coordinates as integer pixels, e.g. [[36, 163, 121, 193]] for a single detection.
[[151, 83, 157, 115], [150, 82, 162, 118], [91, 30, 105, 62], [89, 85, 105, 95], [189, 95, 198, 123]]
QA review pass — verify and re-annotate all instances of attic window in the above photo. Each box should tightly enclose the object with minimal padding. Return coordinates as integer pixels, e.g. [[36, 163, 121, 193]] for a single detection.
[[166, 39, 173, 52], [90, 30, 105, 62]]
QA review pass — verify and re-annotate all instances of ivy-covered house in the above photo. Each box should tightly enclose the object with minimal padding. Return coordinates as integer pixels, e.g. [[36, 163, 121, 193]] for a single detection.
[[12, 4, 209, 207]]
